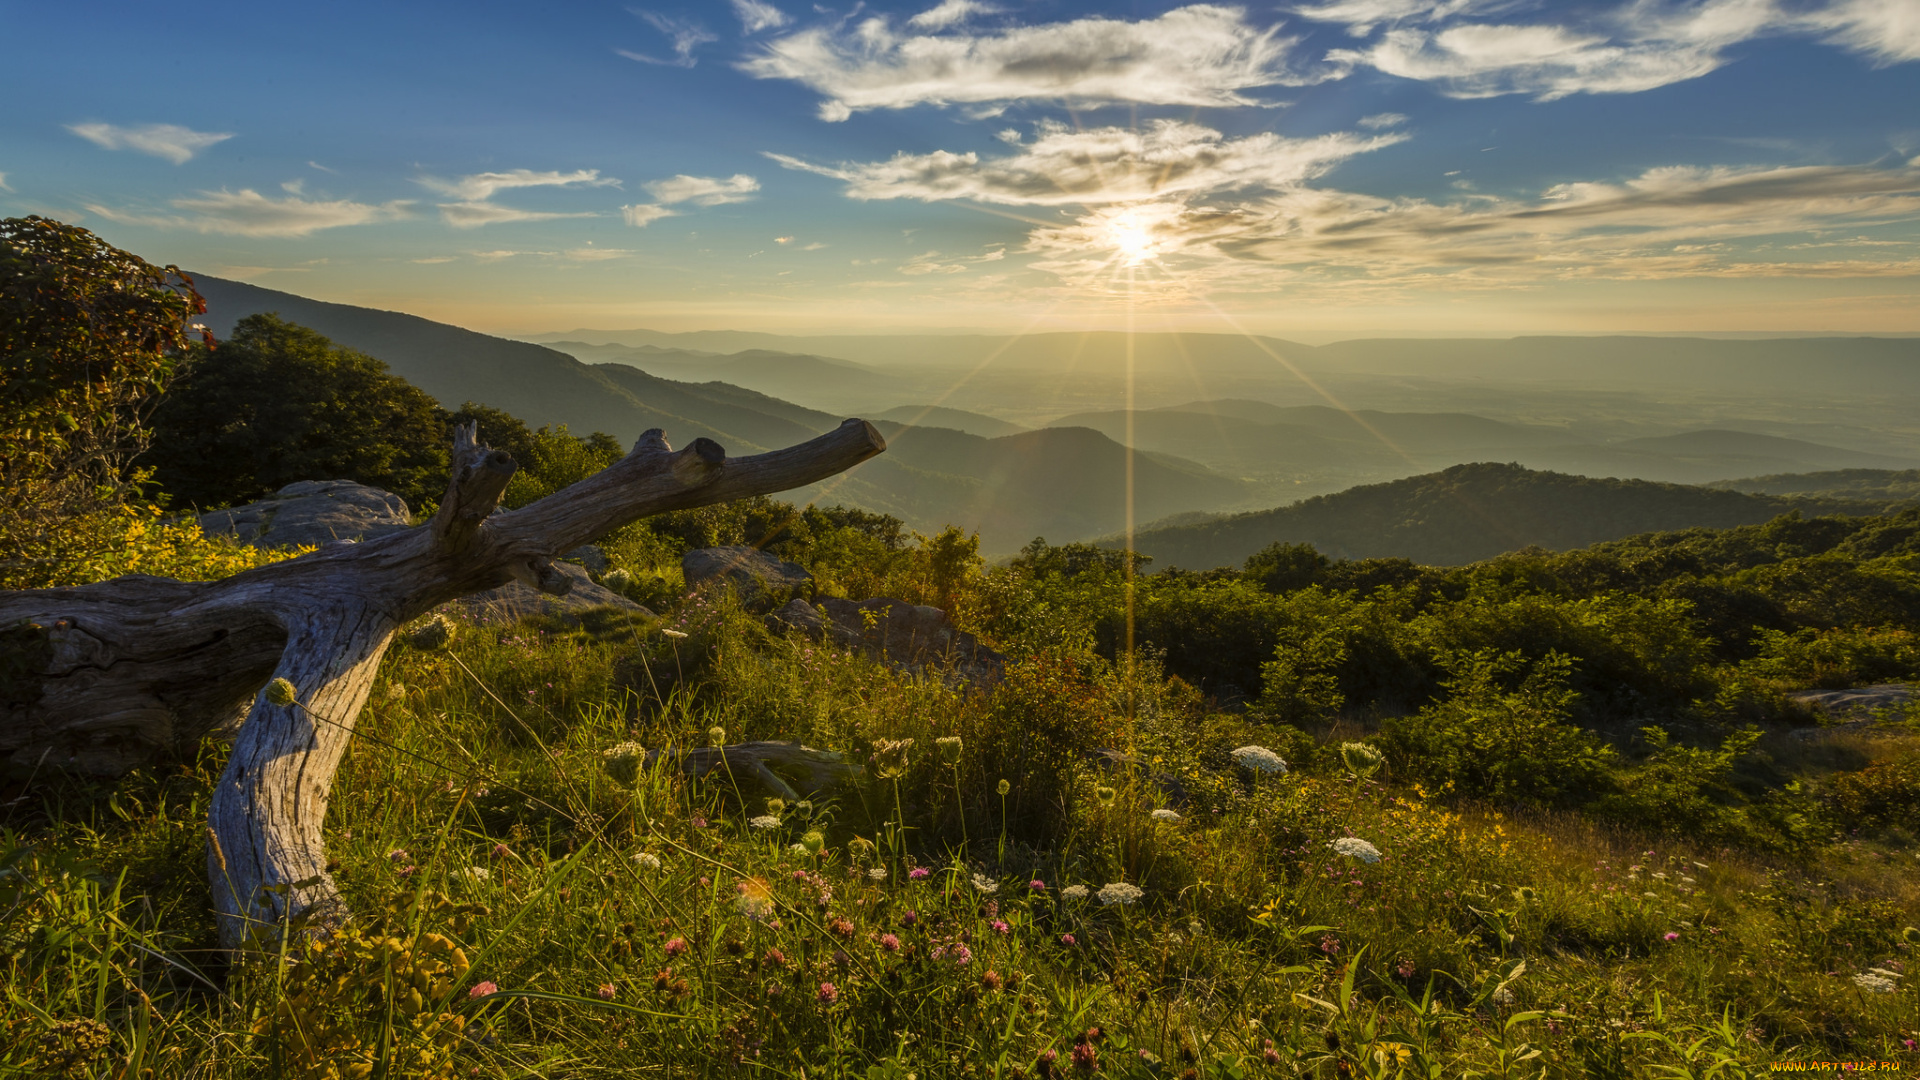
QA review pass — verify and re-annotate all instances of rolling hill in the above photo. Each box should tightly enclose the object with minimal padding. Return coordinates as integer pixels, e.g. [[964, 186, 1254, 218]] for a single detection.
[[873, 406, 1028, 438], [1710, 468, 1920, 502], [1116, 462, 1894, 569]]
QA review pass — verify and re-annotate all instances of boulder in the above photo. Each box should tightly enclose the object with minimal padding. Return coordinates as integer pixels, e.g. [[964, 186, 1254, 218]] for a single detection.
[[563, 544, 609, 573], [1789, 684, 1912, 717], [453, 562, 654, 623], [199, 480, 412, 549], [681, 545, 811, 607], [769, 597, 1006, 685]]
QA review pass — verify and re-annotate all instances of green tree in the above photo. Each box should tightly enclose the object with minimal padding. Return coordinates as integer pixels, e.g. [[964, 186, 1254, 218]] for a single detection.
[[1244, 541, 1328, 593], [1, 216, 204, 543], [146, 314, 450, 508]]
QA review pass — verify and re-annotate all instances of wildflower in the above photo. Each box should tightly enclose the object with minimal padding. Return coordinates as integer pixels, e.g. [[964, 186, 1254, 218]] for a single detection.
[[661, 628, 688, 639], [1339, 741, 1385, 778], [468, 982, 499, 999], [749, 815, 781, 830], [991, 919, 1011, 935], [997, 778, 1011, 796], [935, 736, 963, 763], [1329, 837, 1383, 864], [1852, 973, 1897, 994], [1264, 1038, 1282, 1065], [868, 867, 888, 881], [789, 843, 808, 854], [736, 879, 775, 921], [1072, 1041, 1098, 1072], [663, 937, 689, 957], [1664, 932, 1680, 942], [708, 726, 727, 746], [871, 738, 914, 779], [983, 969, 1004, 990], [830, 917, 856, 937], [901, 910, 919, 927], [388, 848, 409, 862], [1319, 934, 1341, 955], [491, 843, 510, 859], [631, 852, 661, 870], [1396, 959, 1416, 979], [455, 866, 489, 883], [952, 943, 973, 966], [1061, 885, 1089, 901], [265, 677, 298, 707], [1867, 967, 1902, 980], [972, 873, 999, 895], [1029, 879, 1047, 892], [764, 947, 787, 967], [909, 867, 931, 880], [1061, 933, 1076, 945], [595, 983, 616, 1000], [879, 933, 901, 951], [818, 982, 839, 1003], [1096, 882, 1143, 906], [1230, 745, 1288, 774], [602, 741, 647, 785], [1095, 785, 1117, 806], [801, 830, 826, 855], [1492, 985, 1515, 1006]]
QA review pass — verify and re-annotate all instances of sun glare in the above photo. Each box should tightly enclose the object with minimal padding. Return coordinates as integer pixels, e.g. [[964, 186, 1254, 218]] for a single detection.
[[1096, 206, 1166, 266]]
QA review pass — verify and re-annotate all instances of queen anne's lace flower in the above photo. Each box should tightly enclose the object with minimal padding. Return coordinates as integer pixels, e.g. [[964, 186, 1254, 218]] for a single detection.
[[1329, 837, 1383, 864], [1097, 882, 1144, 906], [1150, 808, 1181, 822], [1061, 885, 1089, 901], [972, 873, 999, 895], [868, 867, 888, 881], [749, 815, 780, 830], [455, 866, 489, 882], [1852, 972, 1897, 994], [631, 852, 661, 870], [1230, 745, 1287, 774]]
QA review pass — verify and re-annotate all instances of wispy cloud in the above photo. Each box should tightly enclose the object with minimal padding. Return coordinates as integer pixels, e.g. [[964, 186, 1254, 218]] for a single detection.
[[1808, 0, 1920, 64], [417, 168, 618, 228], [742, 4, 1322, 122], [1291, 0, 1508, 37], [731, 0, 789, 34], [85, 188, 411, 237], [769, 121, 1399, 206], [67, 122, 232, 165], [0, 172, 10, 192], [1357, 112, 1409, 128], [620, 12, 718, 67], [907, 0, 1001, 31], [624, 173, 761, 226]]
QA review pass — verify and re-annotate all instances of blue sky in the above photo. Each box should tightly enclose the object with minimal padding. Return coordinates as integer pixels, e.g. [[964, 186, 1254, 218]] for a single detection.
[[4, 0, 1918, 335]]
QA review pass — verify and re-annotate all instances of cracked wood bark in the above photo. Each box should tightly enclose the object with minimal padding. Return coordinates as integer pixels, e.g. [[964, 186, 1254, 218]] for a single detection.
[[0, 419, 885, 947]]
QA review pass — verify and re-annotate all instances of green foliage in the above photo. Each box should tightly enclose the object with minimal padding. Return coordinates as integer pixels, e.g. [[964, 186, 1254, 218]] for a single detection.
[[1382, 649, 1617, 805], [146, 313, 450, 508], [0, 216, 204, 553], [1244, 540, 1329, 593], [1821, 749, 1920, 833]]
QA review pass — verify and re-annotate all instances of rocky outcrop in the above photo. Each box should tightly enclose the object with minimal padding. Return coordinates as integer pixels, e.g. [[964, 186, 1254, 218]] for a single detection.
[[682, 546, 812, 607], [454, 562, 653, 623], [1789, 684, 1913, 717], [770, 597, 1005, 685], [198, 480, 412, 549]]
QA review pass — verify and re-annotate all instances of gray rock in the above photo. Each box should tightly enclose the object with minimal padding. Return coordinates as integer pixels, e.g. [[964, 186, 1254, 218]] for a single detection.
[[681, 546, 811, 606], [769, 596, 1006, 685], [564, 544, 609, 573], [199, 480, 412, 549], [454, 562, 655, 623], [1789, 684, 1913, 717]]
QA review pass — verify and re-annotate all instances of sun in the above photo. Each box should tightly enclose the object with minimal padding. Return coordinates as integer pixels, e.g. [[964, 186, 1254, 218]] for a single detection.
[[1095, 206, 1166, 266]]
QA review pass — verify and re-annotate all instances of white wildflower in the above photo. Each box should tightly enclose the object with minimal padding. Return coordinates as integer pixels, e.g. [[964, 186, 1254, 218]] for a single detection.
[[1852, 973, 1897, 994], [1867, 967, 1902, 980], [1652, 872, 1668, 881], [1491, 985, 1515, 1006], [749, 815, 781, 830], [971, 873, 999, 895], [868, 867, 888, 882], [1096, 882, 1144, 906], [455, 866, 489, 883], [1061, 885, 1089, 901], [1150, 809, 1182, 823], [630, 852, 661, 870], [661, 628, 689, 639], [1329, 837, 1383, 864], [1230, 745, 1287, 774], [789, 843, 809, 854]]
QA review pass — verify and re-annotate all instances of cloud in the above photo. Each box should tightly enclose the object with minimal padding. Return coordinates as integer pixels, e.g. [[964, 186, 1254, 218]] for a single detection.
[[741, 4, 1322, 121], [0, 172, 9, 192], [623, 203, 679, 227], [1291, 0, 1498, 36], [644, 173, 760, 205], [908, 0, 1000, 31], [1808, 0, 1920, 64], [731, 0, 789, 33], [899, 250, 972, 274], [1357, 112, 1409, 128], [769, 120, 1400, 206], [67, 122, 232, 165], [621, 13, 718, 66], [563, 247, 634, 261], [85, 188, 411, 237], [416, 168, 619, 228]]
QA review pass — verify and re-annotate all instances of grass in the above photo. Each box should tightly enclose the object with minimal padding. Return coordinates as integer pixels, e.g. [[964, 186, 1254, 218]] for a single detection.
[[2, 594, 1917, 1078]]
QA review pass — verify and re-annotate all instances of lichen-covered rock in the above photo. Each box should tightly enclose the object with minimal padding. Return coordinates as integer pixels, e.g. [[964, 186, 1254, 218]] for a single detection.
[[198, 480, 411, 549], [454, 562, 653, 623], [769, 597, 1005, 685], [681, 546, 812, 607]]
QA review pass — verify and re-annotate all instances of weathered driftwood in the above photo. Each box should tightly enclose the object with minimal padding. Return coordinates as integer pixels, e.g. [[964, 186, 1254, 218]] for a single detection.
[[647, 741, 862, 803], [0, 420, 885, 946]]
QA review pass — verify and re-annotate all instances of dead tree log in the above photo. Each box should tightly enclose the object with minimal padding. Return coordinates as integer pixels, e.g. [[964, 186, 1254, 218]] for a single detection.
[[0, 419, 885, 946]]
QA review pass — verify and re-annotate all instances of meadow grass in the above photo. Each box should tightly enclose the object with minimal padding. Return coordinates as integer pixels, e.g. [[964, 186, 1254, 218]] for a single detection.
[[2, 595, 1916, 1078]]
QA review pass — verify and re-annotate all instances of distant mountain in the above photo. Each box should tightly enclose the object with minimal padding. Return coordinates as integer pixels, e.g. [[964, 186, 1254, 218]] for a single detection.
[[873, 406, 1028, 438], [1514, 429, 1913, 485], [541, 339, 896, 409], [1710, 468, 1920, 502], [1118, 462, 1890, 569]]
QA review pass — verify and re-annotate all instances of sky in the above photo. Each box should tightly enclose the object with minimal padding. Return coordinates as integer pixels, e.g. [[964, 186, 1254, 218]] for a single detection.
[[4, 0, 1919, 336]]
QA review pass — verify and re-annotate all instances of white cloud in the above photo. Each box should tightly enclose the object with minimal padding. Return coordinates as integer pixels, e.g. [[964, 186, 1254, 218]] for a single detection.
[[899, 250, 972, 274], [67, 122, 232, 165], [623, 203, 678, 227], [741, 4, 1321, 121], [1357, 112, 1409, 128], [644, 173, 760, 205], [85, 188, 410, 237], [908, 0, 1001, 31], [563, 247, 634, 261], [0, 172, 9, 192], [621, 13, 718, 66], [769, 120, 1399, 206], [416, 169, 618, 228], [731, 0, 789, 34], [1808, 0, 1920, 63], [1291, 0, 1497, 36], [1333, 21, 1739, 99]]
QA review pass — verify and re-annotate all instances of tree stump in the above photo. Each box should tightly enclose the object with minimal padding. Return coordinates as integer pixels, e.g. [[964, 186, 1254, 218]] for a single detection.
[[0, 419, 885, 946]]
